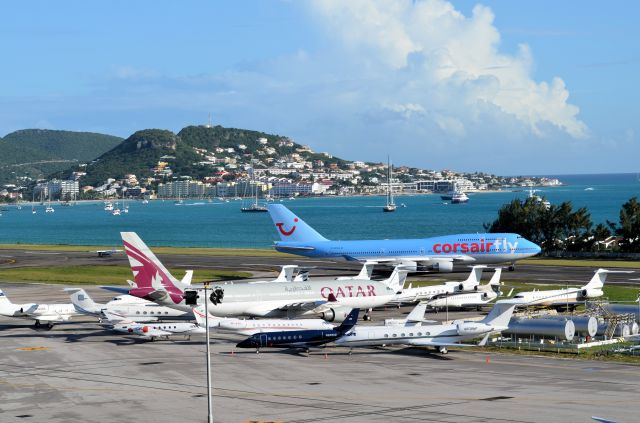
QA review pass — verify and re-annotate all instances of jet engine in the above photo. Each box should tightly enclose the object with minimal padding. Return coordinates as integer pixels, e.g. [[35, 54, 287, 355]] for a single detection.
[[457, 283, 479, 292], [397, 261, 418, 272], [320, 306, 353, 323], [456, 322, 492, 336], [432, 261, 453, 273], [580, 288, 603, 298]]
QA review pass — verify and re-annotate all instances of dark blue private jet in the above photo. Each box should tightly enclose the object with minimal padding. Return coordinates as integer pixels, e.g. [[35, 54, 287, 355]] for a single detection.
[[236, 308, 359, 353]]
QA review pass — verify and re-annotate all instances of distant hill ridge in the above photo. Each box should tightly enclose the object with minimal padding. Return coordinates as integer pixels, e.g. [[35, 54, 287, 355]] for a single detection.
[[73, 125, 348, 186], [0, 129, 123, 184]]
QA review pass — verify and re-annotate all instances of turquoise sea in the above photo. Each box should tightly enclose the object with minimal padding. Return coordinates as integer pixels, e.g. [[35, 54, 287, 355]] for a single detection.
[[1, 173, 638, 248]]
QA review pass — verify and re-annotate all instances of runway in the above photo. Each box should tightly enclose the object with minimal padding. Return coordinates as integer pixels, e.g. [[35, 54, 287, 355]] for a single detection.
[[1, 247, 640, 287]]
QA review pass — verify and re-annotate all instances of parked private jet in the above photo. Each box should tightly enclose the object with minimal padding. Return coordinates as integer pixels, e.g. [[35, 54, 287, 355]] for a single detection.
[[0, 288, 78, 328]]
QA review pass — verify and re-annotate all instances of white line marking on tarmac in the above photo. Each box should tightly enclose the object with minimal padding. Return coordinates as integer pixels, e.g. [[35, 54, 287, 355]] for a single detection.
[[24, 251, 62, 255], [629, 278, 640, 281]]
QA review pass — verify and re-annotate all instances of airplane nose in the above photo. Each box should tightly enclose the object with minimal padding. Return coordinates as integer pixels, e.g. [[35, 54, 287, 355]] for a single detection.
[[530, 240, 542, 255]]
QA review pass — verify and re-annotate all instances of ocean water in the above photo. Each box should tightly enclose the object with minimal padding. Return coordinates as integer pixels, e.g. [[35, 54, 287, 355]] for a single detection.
[[0, 173, 638, 248]]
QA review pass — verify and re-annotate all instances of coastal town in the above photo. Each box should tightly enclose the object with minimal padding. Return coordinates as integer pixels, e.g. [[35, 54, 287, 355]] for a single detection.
[[1, 131, 561, 203]]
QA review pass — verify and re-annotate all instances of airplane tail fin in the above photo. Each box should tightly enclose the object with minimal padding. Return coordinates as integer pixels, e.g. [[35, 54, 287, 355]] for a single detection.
[[405, 303, 427, 324], [275, 265, 298, 282], [336, 308, 359, 334], [485, 268, 502, 294], [0, 288, 13, 306], [267, 204, 328, 242], [481, 299, 524, 330], [460, 265, 487, 290], [192, 306, 222, 328], [65, 288, 102, 315], [120, 232, 186, 293], [582, 269, 633, 290], [181, 270, 194, 285], [382, 266, 409, 293], [356, 261, 375, 280]]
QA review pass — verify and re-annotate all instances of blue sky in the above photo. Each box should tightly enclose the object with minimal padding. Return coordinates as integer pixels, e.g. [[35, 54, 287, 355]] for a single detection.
[[1, 0, 638, 175]]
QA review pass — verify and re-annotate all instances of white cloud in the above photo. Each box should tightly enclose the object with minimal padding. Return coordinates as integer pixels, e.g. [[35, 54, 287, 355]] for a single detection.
[[310, 0, 587, 139]]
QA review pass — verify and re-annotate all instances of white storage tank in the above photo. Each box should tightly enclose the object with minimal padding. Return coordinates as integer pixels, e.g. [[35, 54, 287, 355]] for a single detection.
[[604, 304, 640, 323], [544, 316, 597, 337], [503, 318, 575, 341]]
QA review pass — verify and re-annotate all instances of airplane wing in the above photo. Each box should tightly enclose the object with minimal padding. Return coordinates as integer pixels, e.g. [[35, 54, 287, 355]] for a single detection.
[[134, 327, 172, 338], [406, 339, 477, 348]]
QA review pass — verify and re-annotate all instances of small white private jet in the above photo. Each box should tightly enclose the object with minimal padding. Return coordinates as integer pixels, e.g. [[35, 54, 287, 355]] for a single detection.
[[67, 288, 191, 322], [335, 299, 524, 354], [192, 306, 335, 335], [512, 268, 633, 310], [391, 265, 487, 305], [0, 288, 79, 329], [426, 268, 508, 310], [103, 310, 205, 341]]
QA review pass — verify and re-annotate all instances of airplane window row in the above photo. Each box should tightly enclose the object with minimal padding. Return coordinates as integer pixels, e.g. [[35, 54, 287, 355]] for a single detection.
[[267, 335, 303, 341], [384, 332, 430, 338], [135, 311, 171, 315]]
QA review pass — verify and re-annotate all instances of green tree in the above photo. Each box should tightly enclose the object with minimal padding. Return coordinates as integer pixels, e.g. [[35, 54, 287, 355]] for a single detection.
[[609, 197, 640, 252]]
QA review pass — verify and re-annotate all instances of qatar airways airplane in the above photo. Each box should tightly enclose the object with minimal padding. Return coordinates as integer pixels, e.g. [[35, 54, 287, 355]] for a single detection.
[[267, 204, 541, 272]]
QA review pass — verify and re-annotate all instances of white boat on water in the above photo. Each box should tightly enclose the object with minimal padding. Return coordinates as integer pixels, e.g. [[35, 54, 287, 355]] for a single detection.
[[112, 208, 121, 216], [45, 205, 55, 213], [104, 201, 114, 211], [451, 191, 469, 204], [528, 188, 550, 209], [383, 156, 396, 213]]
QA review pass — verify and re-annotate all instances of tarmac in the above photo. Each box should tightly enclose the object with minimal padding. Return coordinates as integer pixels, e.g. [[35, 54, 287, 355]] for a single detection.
[[2, 250, 640, 422]]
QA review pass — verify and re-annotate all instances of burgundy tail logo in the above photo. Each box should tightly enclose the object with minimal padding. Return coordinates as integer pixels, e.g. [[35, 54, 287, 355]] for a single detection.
[[123, 240, 183, 304], [276, 218, 298, 236]]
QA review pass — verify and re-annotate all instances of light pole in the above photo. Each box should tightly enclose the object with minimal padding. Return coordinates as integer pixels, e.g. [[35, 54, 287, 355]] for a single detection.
[[204, 282, 213, 423]]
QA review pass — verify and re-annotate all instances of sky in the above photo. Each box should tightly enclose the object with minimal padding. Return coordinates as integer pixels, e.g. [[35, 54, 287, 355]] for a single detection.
[[1, 0, 639, 175]]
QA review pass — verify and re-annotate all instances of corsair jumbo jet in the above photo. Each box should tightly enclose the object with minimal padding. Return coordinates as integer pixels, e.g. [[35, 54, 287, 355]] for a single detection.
[[267, 204, 541, 272]]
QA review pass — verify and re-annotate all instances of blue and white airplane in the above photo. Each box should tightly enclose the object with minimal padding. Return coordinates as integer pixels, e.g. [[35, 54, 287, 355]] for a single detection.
[[267, 204, 541, 272], [236, 308, 359, 353]]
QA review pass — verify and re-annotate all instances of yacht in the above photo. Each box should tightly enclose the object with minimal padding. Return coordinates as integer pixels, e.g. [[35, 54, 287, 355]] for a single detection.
[[451, 191, 469, 204], [104, 201, 114, 211], [528, 188, 551, 209], [241, 167, 268, 213], [383, 156, 396, 212]]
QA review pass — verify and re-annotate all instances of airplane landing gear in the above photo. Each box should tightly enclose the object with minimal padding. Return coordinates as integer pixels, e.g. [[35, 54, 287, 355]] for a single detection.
[[46, 322, 54, 330], [438, 346, 448, 354], [34, 320, 41, 328], [508, 264, 515, 271], [363, 308, 373, 321]]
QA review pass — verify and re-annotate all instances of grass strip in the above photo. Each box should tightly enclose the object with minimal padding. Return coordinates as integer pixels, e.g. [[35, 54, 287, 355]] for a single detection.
[[0, 266, 251, 285]]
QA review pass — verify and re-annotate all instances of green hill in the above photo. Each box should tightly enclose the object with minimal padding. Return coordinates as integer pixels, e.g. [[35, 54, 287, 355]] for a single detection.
[[0, 129, 122, 184], [73, 125, 348, 187]]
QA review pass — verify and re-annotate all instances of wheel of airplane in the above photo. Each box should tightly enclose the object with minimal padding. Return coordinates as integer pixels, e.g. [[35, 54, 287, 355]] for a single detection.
[[34, 320, 40, 328], [438, 346, 448, 354], [508, 265, 515, 271], [46, 322, 54, 330]]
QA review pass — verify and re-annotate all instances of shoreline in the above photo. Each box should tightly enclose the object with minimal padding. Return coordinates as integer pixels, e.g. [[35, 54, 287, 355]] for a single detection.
[[2, 187, 547, 206]]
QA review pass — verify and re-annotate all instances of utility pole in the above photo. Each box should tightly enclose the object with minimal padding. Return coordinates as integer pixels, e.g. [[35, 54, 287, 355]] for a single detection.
[[204, 282, 213, 423]]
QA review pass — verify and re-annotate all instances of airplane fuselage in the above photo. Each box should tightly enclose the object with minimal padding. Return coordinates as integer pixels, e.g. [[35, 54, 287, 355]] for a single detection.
[[133, 279, 397, 317], [273, 233, 541, 265]]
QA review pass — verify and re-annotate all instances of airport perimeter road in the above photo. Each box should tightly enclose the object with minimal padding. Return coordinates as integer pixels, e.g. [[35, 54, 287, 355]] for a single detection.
[[1, 316, 639, 423], [1, 247, 640, 286]]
